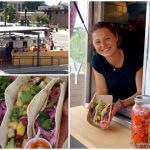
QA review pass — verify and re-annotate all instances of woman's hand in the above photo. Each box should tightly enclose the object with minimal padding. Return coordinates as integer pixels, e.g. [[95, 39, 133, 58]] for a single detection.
[[111, 101, 122, 118], [57, 99, 68, 148]]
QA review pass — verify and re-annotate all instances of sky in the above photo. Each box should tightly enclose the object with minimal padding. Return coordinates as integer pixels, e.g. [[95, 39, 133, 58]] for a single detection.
[[5, 0, 68, 5], [45, 0, 68, 5], [75, 1, 87, 28]]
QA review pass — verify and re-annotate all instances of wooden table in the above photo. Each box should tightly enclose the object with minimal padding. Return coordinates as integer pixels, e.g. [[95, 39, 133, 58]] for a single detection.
[[70, 106, 132, 148]]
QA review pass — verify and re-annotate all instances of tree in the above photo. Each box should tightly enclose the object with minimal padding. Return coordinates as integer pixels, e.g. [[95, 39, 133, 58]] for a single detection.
[[23, 2, 45, 12], [31, 13, 49, 25], [6, 4, 16, 22], [70, 27, 86, 64]]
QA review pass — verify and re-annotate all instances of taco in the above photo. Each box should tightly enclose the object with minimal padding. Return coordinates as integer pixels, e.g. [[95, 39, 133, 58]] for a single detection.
[[27, 78, 67, 148], [87, 94, 112, 129], [0, 76, 50, 148]]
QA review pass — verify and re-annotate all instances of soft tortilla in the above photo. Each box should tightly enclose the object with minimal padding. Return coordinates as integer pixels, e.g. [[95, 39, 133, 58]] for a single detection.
[[0, 76, 31, 148], [28, 79, 67, 148], [27, 77, 60, 139]]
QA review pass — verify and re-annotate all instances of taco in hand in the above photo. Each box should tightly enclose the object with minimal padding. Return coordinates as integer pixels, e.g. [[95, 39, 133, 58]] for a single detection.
[[87, 96, 112, 129]]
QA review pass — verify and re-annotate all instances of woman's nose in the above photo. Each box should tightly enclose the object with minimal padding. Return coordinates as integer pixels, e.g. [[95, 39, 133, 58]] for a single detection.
[[100, 40, 106, 48]]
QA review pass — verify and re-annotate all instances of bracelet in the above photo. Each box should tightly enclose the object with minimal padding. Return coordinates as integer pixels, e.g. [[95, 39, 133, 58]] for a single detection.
[[119, 100, 126, 109]]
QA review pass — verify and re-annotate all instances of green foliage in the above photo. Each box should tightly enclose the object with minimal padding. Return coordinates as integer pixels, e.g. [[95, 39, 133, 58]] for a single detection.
[[31, 13, 49, 25], [6, 4, 16, 22], [70, 27, 86, 64], [23, 2, 45, 12]]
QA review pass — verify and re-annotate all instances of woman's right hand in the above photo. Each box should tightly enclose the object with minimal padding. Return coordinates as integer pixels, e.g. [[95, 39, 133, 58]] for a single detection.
[[110, 101, 122, 120]]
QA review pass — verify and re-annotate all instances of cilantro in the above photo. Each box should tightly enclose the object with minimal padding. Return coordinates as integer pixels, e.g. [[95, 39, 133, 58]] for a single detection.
[[10, 107, 26, 121], [38, 112, 52, 130], [19, 91, 33, 103], [38, 112, 49, 123], [47, 99, 58, 109], [41, 119, 52, 130], [92, 102, 98, 109], [18, 83, 42, 104]]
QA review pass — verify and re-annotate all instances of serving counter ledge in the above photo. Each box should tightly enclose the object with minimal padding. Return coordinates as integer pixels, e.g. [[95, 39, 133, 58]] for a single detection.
[[70, 106, 131, 148]]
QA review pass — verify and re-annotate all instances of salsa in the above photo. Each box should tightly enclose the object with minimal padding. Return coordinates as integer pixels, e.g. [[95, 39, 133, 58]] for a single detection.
[[26, 139, 51, 149]]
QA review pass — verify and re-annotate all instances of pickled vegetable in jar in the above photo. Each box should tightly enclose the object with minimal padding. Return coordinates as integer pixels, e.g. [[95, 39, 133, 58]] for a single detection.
[[131, 95, 150, 148]]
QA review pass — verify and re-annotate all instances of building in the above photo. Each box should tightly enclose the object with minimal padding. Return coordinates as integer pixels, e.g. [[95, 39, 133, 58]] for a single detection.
[[38, 2, 68, 28], [9, 1, 24, 12]]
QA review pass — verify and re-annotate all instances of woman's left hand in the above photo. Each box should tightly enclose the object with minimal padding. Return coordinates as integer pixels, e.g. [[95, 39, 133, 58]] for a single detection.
[[57, 99, 68, 148]]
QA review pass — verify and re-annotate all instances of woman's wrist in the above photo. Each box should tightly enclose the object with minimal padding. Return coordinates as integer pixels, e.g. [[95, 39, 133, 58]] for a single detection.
[[119, 100, 126, 109]]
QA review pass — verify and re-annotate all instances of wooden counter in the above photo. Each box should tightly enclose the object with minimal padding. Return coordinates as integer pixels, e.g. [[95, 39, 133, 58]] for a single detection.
[[12, 51, 68, 66], [70, 106, 132, 148]]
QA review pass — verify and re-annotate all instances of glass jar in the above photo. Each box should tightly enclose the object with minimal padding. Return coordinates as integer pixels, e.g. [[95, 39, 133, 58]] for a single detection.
[[131, 95, 150, 148]]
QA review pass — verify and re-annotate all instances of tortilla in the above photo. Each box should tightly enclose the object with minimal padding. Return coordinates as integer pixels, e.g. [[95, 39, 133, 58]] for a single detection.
[[100, 104, 112, 129], [0, 76, 31, 148], [27, 78, 60, 139], [27, 78, 67, 148]]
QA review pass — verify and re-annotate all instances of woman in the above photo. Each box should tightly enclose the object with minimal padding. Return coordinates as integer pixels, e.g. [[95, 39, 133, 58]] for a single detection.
[[91, 22, 143, 117]]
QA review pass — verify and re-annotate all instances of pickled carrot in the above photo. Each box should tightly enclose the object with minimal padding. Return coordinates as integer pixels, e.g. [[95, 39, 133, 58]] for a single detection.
[[133, 134, 142, 143]]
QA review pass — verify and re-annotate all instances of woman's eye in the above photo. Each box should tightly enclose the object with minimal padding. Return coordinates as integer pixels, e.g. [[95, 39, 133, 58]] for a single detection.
[[105, 37, 110, 40], [95, 41, 100, 44]]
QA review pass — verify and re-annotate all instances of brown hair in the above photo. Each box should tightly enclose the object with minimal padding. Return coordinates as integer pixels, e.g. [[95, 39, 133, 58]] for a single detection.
[[91, 22, 121, 47]]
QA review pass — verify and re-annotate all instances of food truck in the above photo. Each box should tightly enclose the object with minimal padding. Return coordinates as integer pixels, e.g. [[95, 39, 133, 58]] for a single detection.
[[0, 26, 68, 67], [70, 1, 150, 148]]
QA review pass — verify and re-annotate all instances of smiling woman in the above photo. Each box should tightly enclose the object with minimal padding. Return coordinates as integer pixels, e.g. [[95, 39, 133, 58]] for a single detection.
[[91, 22, 143, 121]]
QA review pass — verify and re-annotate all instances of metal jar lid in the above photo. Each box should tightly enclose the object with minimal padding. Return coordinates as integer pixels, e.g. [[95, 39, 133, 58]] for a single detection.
[[135, 95, 150, 104]]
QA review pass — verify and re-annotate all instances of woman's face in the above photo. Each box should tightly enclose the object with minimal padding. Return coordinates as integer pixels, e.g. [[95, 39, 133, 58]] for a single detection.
[[92, 28, 118, 58]]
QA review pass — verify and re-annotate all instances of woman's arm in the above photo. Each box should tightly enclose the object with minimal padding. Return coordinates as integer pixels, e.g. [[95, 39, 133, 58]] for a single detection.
[[93, 68, 108, 95], [87, 68, 108, 109], [121, 67, 143, 106], [112, 67, 143, 116]]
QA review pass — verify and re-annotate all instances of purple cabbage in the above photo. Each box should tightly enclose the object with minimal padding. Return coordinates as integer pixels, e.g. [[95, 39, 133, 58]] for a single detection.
[[0, 99, 6, 126], [34, 84, 61, 147]]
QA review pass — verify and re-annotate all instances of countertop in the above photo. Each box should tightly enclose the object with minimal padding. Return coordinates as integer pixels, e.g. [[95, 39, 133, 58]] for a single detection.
[[70, 106, 132, 148]]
